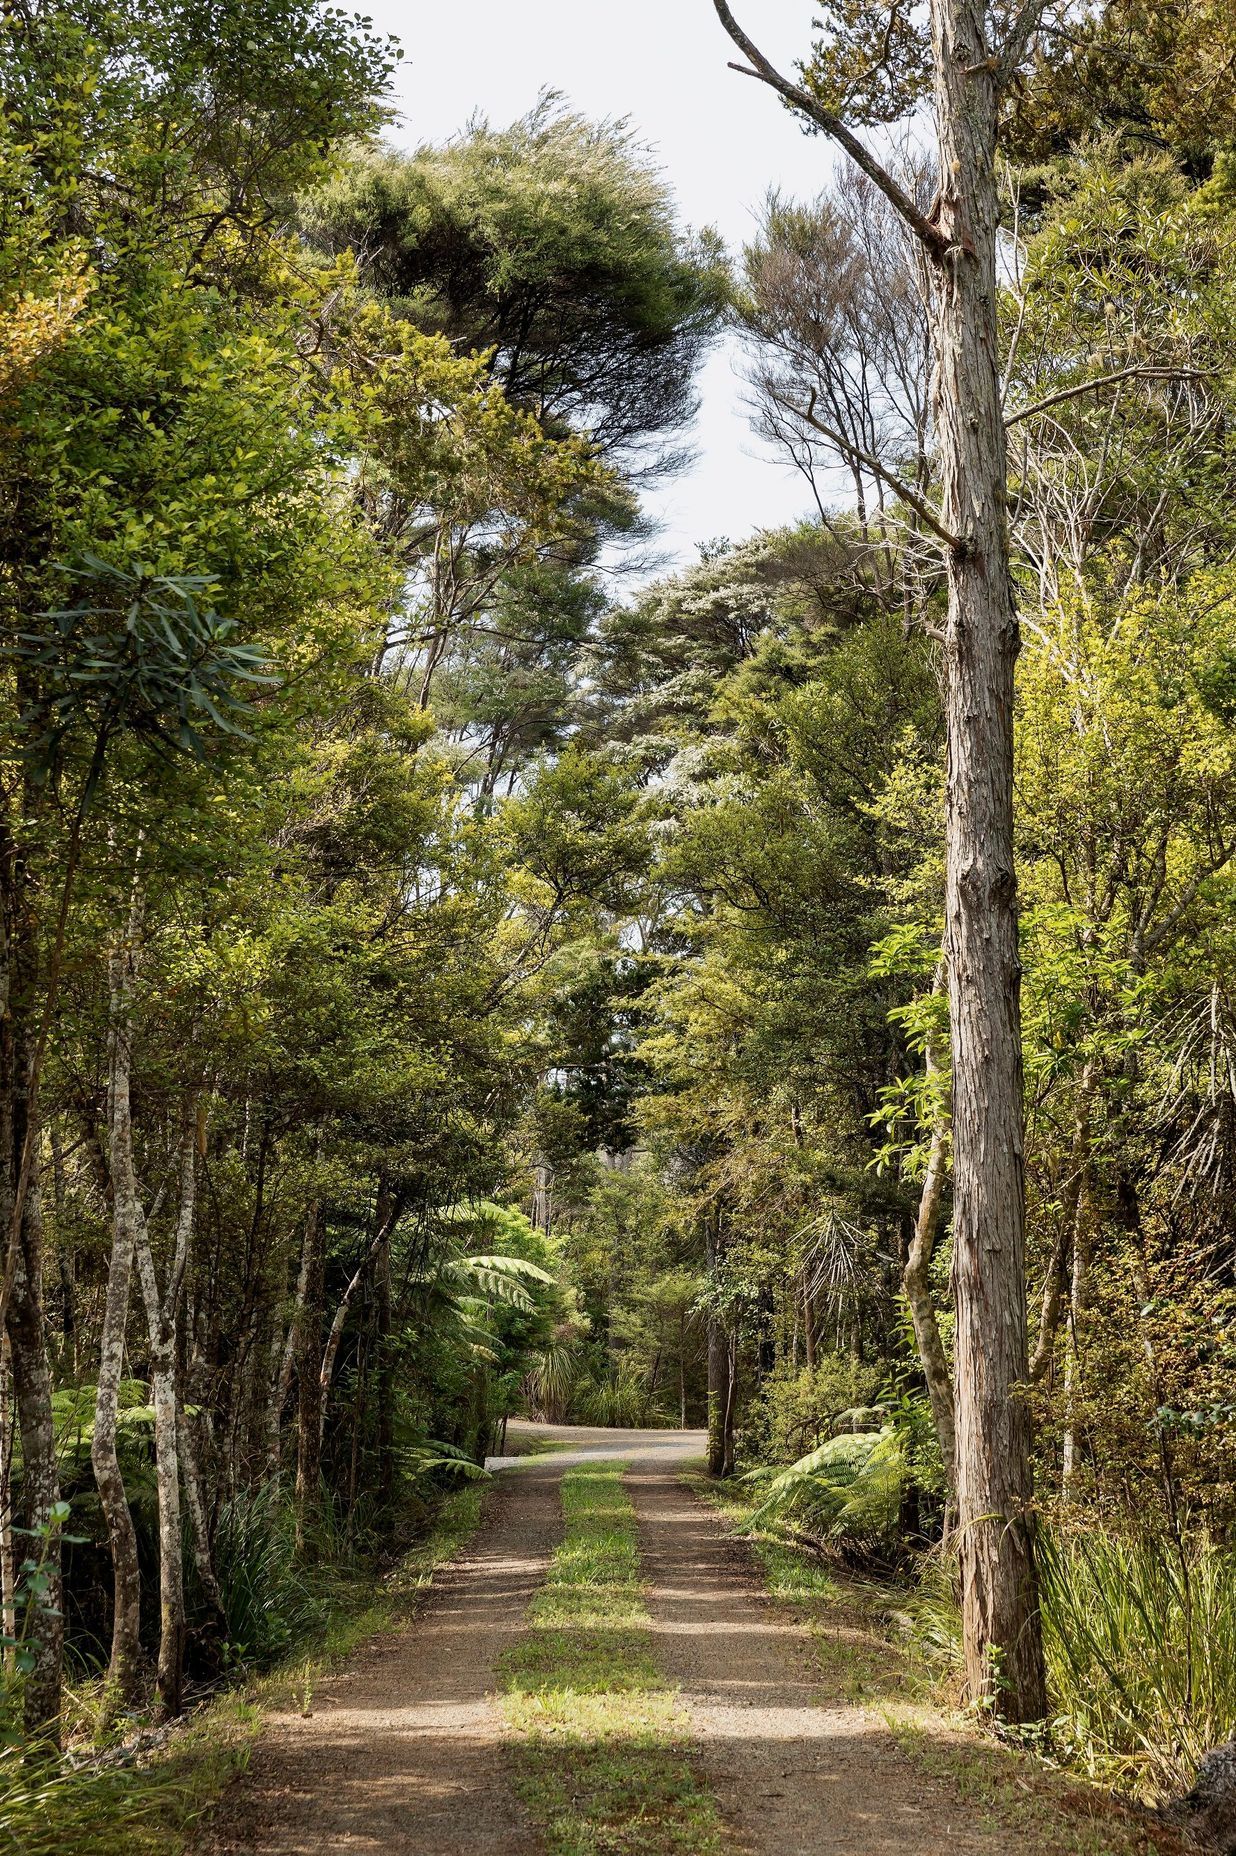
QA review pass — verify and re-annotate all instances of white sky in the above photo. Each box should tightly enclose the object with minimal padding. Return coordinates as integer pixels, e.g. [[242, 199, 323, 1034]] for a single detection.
[[362, 0, 841, 570]]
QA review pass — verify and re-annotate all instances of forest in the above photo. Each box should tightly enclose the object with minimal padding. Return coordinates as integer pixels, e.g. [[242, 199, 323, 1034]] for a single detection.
[[3, 0, 1236, 1851]]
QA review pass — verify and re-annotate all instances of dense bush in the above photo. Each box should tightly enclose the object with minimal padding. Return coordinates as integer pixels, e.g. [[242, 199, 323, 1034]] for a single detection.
[[739, 1356, 886, 1466]]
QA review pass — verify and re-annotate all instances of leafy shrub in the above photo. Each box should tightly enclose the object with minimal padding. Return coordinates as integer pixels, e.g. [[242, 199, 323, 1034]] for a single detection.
[[209, 1485, 327, 1666], [571, 1361, 663, 1428], [1039, 1528, 1236, 1793], [740, 1354, 886, 1465], [742, 1428, 905, 1549]]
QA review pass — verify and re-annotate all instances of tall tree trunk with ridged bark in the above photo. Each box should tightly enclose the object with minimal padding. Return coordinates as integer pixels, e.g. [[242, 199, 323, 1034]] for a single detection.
[[710, 0, 1048, 1720]]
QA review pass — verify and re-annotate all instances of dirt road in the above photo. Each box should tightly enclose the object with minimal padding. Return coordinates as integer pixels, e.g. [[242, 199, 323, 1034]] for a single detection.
[[204, 1424, 1051, 1855]]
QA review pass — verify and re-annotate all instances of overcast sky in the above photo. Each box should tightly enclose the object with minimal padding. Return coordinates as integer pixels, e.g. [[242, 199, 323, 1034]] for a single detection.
[[361, 1, 842, 571]]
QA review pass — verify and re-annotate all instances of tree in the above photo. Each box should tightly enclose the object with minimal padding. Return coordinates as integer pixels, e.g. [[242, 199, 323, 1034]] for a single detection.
[[707, 0, 1050, 1720], [301, 99, 727, 477]]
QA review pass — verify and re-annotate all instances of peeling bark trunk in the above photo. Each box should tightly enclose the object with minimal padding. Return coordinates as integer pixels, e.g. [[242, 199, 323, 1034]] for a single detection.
[[931, 0, 1046, 1720], [903, 958, 956, 1490], [94, 904, 145, 1712], [134, 1118, 197, 1718]]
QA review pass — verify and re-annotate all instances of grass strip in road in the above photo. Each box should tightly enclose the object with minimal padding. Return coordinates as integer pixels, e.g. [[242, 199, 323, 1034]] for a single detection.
[[688, 1470, 1184, 1856], [500, 1461, 727, 1856]]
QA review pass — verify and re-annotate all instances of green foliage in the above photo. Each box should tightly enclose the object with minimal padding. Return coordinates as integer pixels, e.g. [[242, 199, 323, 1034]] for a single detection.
[[740, 1356, 886, 1465], [741, 1429, 905, 1548], [302, 96, 727, 469], [14, 559, 278, 779], [1038, 1529, 1236, 1792], [211, 1487, 327, 1667]]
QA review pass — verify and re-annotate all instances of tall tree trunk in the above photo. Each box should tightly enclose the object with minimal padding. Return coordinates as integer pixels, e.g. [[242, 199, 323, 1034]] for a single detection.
[[134, 1118, 198, 1719], [710, 0, 1049, 1727], [294, 1200, 325, 1553], [903, 957, 956, 1490], [93, 907, 145, 1713], [931, 0, 1046, 1721]]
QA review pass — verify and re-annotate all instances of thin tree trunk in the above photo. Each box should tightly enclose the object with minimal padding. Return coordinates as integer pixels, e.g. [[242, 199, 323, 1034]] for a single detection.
[[1059, 1063, 1097, 1495], [903, 957, 956, 1490], [93, 899, 145, 1712], [179, 1394, 224, 1621], [375, 1238, 394, 1508], [722, 1330, 738, 1478], [0, 823, 63, 1735], [294, 1200, 325, 1553], [802, 1272, 816, 1372], [318, 1221, 393, 1447], [269, 1195, 319, 1478], [0, 1335, 13, 1670], [7, 1201, 63, 1735], [932, 0, 1046, 1719], [134, 1116, 198, 1718], [705, 1206, 728, 1476]]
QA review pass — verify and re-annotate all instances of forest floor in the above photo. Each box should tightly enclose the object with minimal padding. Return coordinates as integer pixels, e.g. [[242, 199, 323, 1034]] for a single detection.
[[205, 1423, 1187, 1856]]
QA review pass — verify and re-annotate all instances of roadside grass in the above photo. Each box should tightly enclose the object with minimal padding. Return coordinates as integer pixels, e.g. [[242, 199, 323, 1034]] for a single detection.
[[0, 1484, 485, 1856], [687, 1472, 1187, 1856], [500, 1461, 729, 1855]]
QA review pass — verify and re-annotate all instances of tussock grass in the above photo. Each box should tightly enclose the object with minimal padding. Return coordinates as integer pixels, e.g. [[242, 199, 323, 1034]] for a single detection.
[[501, 1461, 728, 1854], [1038, 1528, 1236, 1795]]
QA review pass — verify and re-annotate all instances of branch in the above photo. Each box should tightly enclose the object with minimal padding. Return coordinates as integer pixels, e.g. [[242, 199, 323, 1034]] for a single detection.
[[994, 0, 1051, 83], [1005, 366, 1215, 429], [711, 1, 950, 260], [790, 390, 966, 551]]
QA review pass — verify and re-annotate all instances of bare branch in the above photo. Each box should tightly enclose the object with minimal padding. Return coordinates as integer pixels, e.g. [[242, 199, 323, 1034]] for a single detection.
[[712, 2, 950, 260], [1005, 366, 1215, 430], [995, 0, 1051, 83], [788, 388, 966, 551]]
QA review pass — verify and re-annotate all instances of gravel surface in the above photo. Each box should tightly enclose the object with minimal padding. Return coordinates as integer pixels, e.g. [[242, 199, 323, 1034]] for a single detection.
[[208, 1423, 1011, 1855], [207, 1457, 562, 1855], [630, 1457, 1005, 1856]]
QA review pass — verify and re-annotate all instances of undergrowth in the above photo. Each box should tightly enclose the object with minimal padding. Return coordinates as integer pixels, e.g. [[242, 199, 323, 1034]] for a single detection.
[[0, 1484, 484, 1856], [913, 1525, 1236, 1799], [500, 1460, 728, 1855]]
